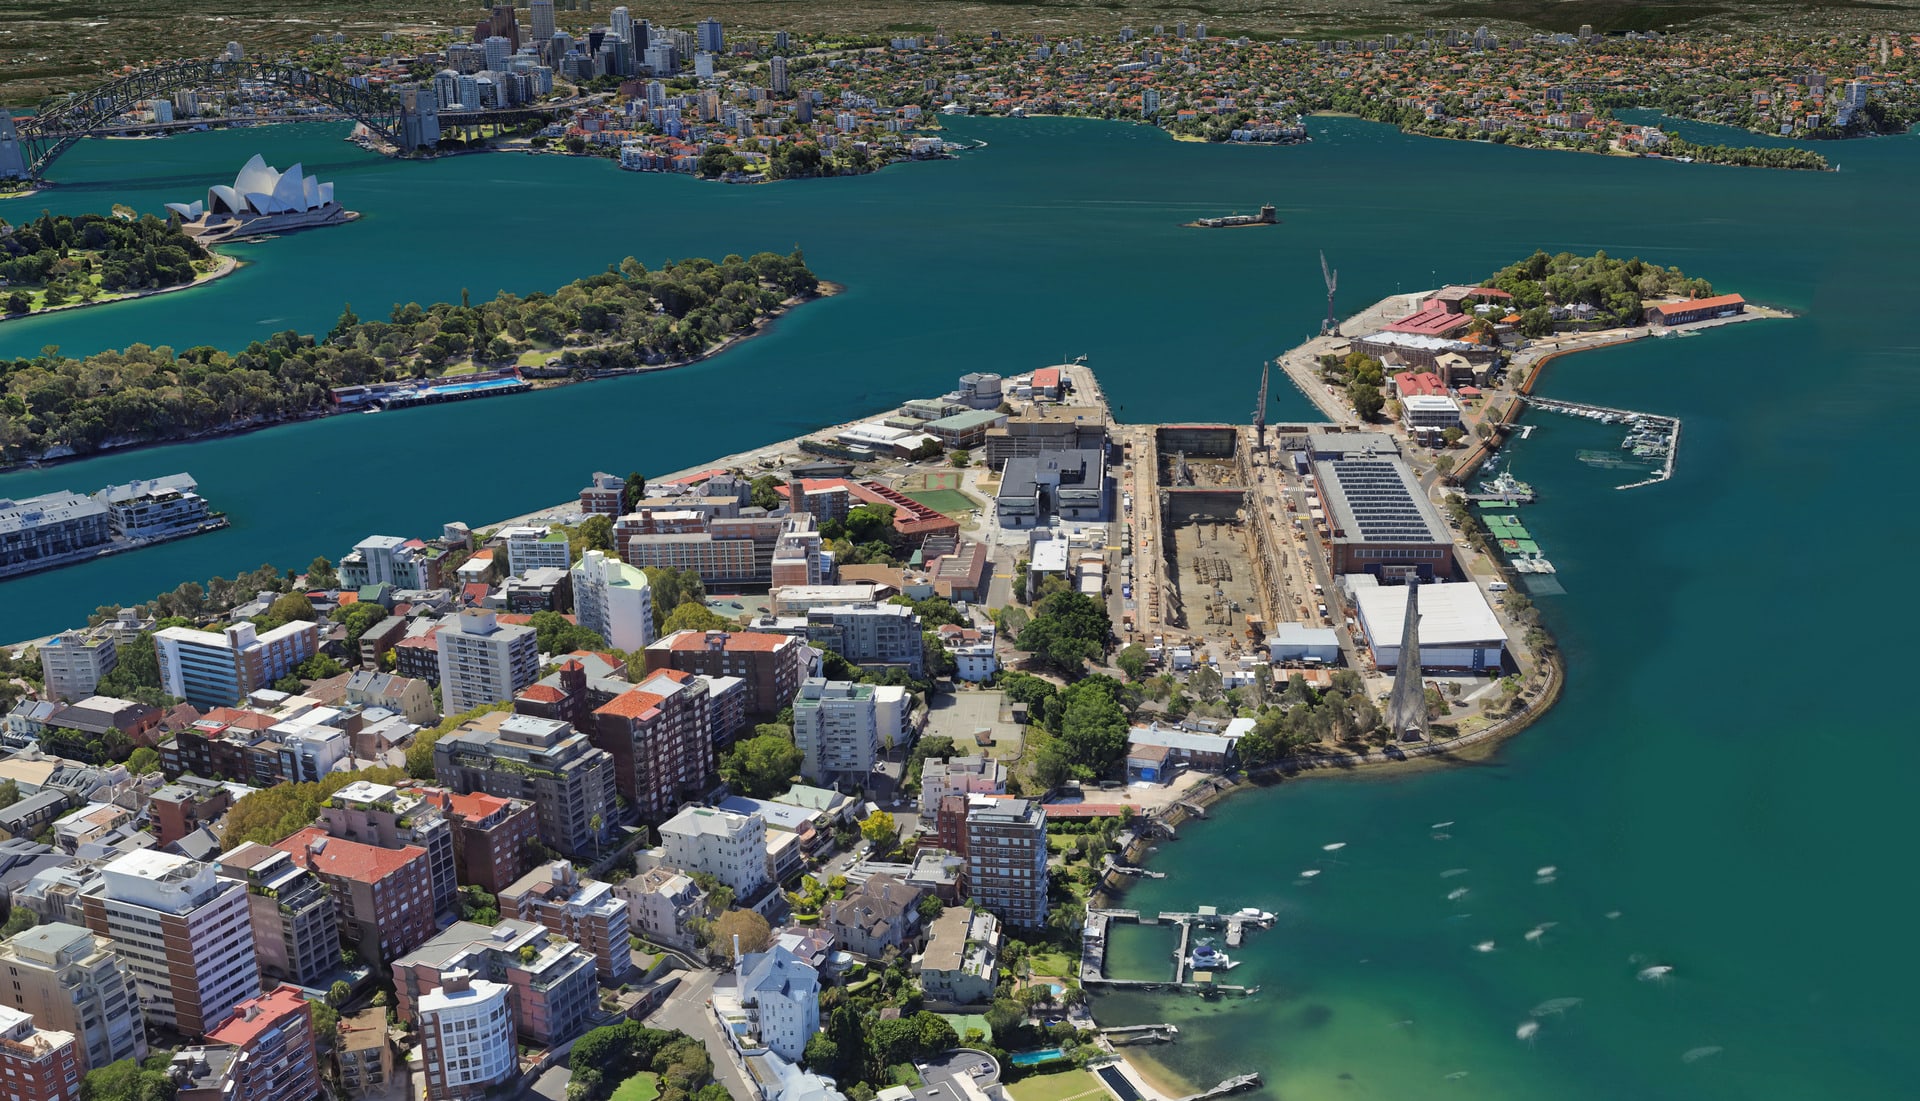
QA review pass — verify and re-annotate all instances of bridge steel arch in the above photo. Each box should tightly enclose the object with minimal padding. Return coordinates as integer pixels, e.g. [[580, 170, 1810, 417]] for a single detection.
[[13, 59, 414, 179]]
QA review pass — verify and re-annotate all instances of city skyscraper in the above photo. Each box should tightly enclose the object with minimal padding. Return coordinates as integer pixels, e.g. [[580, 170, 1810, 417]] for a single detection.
[[770, 55, 789, 95], [483, 35, 512, 73], [697, 18, 724, 54], [531, 0, 556, 41], [610, 6, 632, 45]]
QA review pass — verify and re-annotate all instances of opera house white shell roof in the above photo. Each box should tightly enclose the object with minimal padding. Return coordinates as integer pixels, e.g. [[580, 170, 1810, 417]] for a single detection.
[[165, 154, 337, 220]]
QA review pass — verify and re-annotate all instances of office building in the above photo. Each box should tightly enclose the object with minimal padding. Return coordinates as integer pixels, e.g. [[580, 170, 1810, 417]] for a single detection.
[[154, 622, 319, 709], [644, 629, 811, 717], [214, 844, 341, 988], [202, 986, 321, 1101], [961, 796, 1048, 927], [658, 806, 767, 897], [434, 713, 617, 856], [37, 631, 117, 703], [0, 923, 144, 1073], [530, 0, 556, 42], [80, 851, 260, 1037], [697, 18, 724, 53], [499, 863, 631, 983], [805, 603, 925, 677], [571, 551, 654, 652], [591, 672, 713, 822], [436, 610, 538, 715], [0, 1006, 79, 1101], [0, 491, 112, 575], [995, 449, 1107, 528], [273, 828, 436, 970], [791, 679, 880, 786], [392, 920, 595, 1048], [734, 946, 816, 1062]]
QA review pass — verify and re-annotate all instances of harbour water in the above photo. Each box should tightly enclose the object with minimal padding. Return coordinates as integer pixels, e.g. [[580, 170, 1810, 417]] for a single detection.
[[5, 113, 1920, 1098]]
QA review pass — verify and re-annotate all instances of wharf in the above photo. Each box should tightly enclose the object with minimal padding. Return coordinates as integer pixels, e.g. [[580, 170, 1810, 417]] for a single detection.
[[1083, 906, 1271, 996], [1176, 1074, 1263, 1101], [1519, 395, 1681, 490]]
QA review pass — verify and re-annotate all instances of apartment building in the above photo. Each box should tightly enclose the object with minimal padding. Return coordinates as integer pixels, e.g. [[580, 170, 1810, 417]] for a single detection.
[[392, 919, 596, 1048], [590, 671, 712, 823], [643, 630, 812, 717], [734, 946, 818, 1062], [433, 713, 617, 857], [335, 1008, 392, 1097], [80, 850, 261, 1037], [436, 611, 539, 716], [202, 985, 321, 1101], [0, 923, 144, 1073], [0, 491, 111, 575], [499, 863, 630, 984], [154, 622, 319, 709], [499, 526, 570, 576], [570, 551, 653, 652], [415, 970, 515, 1101], [344, 671, 437, 726], [0, 1006, 80, 1101], [614, 867, 704, 951], [960, 796, 1048, 927], [419, 789, 539, 894], [37, 631, 117, 703], [919, 907, 1001, 1007], [321, 781, 460, 924], [214, 844, 341, 988], [657, 806, 767, 897], [577, 472, 625, 519], [791, 679, 880, 786], [919, 755, 1006, 817], [274, 829, 435, 970], [804, 603, 925, 677], [339, 536, 446, 590]]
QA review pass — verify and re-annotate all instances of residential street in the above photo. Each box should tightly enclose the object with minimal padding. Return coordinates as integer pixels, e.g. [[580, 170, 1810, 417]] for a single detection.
[[641, 967, 755, 1101]]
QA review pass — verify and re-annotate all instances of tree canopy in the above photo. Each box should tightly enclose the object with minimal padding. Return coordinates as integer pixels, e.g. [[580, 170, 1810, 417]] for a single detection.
[[1016, 590, 1111, 675], [222, 766, 410, 849], [720, 728, 803, 798]]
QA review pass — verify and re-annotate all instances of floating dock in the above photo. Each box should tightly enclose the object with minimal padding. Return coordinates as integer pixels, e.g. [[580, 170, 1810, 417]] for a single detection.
[[1520, 395, 1681, 490], [1083, 906, 1271, 997]]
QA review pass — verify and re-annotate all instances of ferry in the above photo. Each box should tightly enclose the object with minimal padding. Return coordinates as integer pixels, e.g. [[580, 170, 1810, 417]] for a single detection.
[[1186, 204, 1279, 229]]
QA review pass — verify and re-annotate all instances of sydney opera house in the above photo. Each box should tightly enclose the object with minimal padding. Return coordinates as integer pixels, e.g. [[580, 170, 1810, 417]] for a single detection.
[[165, 154, 352, 241]]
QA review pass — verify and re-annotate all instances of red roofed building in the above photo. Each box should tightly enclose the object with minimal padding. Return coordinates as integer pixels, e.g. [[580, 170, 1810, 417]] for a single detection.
[[644, 629, 812, 715], [849, 481, 960, 544], [590, 670, 712, 822], [0, 1007, 81, 1101], [1386, 302, 1474, 338], [1031, 367, 1063, 399], [1644, 294, 1746, 326], [1391, 371, 1449, 398], [274, 828, 435, 969], [393, 626, 442, 685], [417, 788, 541, 895], [203, 985, 320, 1101]]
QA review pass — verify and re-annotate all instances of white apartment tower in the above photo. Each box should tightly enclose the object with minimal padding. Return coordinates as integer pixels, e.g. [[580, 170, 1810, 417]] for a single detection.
[[657, 806, 767, 897], [416, 970, 516, 1101], [735, 946, 818, 1062], [436, 610, 539, 715], [791, 679, 880, 785], [80, 851, 260, 1037], [571, 551, 654, 651]]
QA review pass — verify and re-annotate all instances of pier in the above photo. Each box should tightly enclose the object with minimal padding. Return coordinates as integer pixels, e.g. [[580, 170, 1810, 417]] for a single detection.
[[1082, 905, 1271, 997], [1176, 1073, 1263, 1101]]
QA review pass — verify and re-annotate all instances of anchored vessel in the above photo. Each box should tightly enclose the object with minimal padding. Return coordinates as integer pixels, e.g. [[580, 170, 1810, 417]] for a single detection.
[[1187, 204, 1279, 229]]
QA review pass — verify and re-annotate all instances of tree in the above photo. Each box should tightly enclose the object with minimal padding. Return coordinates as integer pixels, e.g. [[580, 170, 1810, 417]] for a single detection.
[[328, 980, 351, 1007], [720, 731, 804, 799], [660, 602, 731, 634], [917, 894, 944, 921], [306, 556, 337, 587], [528, 610, 608, 655], [622, 473, 649, 513], [950, 449, 971, 467], [861, 810, 898, 851], [1054, 679, 1131, 777], [1348, 379, 1385, 420], [712, 909, 772, 956], [749, 474, 785, 511], [1188, 664, 1224, 703], [644, 567, 708, 631], [125, 748, 161, 776], [1017, 590, 1111, 676], [80, 1058, 176, 1101], [0, 907, 35, 938], [222, 766, 409, 848], [1115, 643, 1149, 681], [0, 779, 19, 810]]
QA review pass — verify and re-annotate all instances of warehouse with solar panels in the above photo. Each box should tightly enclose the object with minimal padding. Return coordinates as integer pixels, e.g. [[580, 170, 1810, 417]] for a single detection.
[[1308, 433, 1455, 580]]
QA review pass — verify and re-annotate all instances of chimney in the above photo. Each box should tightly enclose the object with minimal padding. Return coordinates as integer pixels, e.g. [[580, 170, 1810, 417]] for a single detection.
[[732, 933, 742, 966]]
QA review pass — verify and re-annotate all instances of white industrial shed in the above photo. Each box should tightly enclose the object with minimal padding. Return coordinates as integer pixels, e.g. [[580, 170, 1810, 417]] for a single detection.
[[1348, 575, 1508, 671], [1268, 623, 1341, 663]]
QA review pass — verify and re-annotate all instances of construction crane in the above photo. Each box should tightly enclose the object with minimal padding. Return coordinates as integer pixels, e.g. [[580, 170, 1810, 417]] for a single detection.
[[1252, 360, 1270, 449], [1320, 251, 1339, 336]]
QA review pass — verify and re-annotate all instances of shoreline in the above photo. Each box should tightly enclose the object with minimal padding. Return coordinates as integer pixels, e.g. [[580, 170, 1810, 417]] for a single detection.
[[0, 280, 840, 476], [0, 249, 242, 329]]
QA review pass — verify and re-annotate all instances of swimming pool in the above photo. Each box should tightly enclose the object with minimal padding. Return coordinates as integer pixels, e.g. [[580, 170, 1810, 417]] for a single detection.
[[1009, 1049, 1066, 1067]]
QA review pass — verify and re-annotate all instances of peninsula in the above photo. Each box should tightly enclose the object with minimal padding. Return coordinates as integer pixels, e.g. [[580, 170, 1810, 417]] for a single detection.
[[0, 209, 226, 321], [0, 249, 823, 464]]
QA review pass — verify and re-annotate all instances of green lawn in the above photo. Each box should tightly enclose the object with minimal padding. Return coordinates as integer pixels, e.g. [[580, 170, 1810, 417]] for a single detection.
[[905, 488, 979, 516], [611, 1073, 660, 1101], [1007, 1069, 1106, 1101], [1023, 944, 1075, 978], [938, 1012, 992, 1042]]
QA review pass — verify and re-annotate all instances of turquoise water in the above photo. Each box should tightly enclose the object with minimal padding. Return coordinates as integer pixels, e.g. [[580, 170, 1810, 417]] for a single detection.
[[1009, 1048, 1067, 1067], [3, 113, 1920, 1099]]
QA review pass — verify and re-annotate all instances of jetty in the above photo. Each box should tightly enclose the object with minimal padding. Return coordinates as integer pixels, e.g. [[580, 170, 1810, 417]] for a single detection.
[[1176, 1074, 1263, 1101], [1082, 906, 1271, 996], [1518, 395, 1681, 490]]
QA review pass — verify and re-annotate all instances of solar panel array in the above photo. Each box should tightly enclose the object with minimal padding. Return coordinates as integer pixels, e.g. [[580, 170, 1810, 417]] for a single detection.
[[1326, 459, 1442, 542]]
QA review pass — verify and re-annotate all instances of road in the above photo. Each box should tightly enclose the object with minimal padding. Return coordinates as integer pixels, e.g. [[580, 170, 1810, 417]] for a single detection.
[[642, 967, 756, 1101]]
